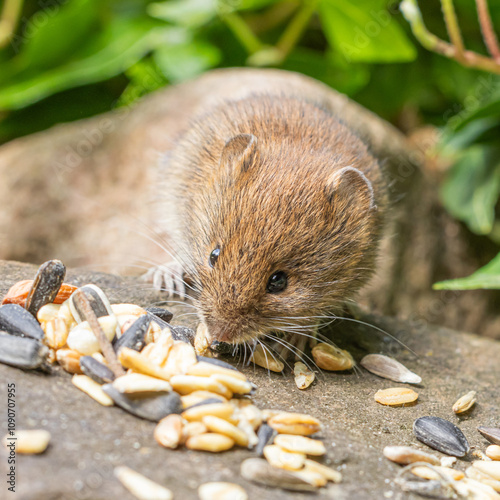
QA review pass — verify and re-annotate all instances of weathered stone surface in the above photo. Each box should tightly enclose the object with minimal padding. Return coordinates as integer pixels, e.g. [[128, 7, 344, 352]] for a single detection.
[[0, 260, 499, 500]]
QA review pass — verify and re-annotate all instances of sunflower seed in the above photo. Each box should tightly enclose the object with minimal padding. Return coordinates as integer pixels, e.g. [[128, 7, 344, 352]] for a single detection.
[[56, 349, 83, 374], [374, 387, 419, 406], [80, 355, 115, 384], [486, 445, 500, 461], [249, 344, 284, 372], [383, 445, 440, 465], [113, 315, 150, 352], [114, 465, 172, 500], [2, 429, 51, 454], [72, 374, 114, 406], [0, 304, 44, 340], [256, 423, 277, 456], [25, 260, 66, 317], [170, 325, 195, 343], [145, 307, 173, 324], [0, 334, 48, 369], [453, 390, 477, 414], [182, 402, 234, 422], [112, 373, 172, 394], [479, 428, 500, 446], [311, 343, 354, 371], [102, 384, 182, 421], [414, 416, 470, 457], [240, 458, 318, 492], [263, 444, 306, 470], [274, 434, 326, 456], [202, 415, 249, 447], [294, 361, 315, 390], [185, 433, 235, 452], [154, 414, 183, 449], [360, 354, 421, 384], [267, 412, 321, 436], [70, 285, 121, 339], [198, 482, 247, 500]]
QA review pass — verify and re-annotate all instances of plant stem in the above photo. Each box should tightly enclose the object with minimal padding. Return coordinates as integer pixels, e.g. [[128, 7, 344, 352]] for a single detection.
[[475, 0, 500, 62], [221, 11, 263, 55], [441, 0, 465, 62], [401, 0, 500, 74], [276, 0, 318, 57], [0, 0, 23, 49]]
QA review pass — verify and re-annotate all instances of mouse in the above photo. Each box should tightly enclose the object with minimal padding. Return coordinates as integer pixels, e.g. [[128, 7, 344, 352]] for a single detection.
[[144, 91, 388, 353]]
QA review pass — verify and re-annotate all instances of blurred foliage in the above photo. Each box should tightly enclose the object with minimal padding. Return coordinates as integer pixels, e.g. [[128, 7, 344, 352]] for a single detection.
[[1, 0, 500, 289]]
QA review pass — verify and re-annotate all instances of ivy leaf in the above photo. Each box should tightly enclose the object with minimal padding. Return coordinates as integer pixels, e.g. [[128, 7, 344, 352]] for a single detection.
[[318, 0, 416, 63], [434, 253, 500, 290], [440, 145, 500, 235]]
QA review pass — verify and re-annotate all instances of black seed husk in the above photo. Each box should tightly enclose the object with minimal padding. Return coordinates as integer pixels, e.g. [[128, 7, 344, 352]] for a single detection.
[[240, 458, 317, 492], [184, 398, 227, 411], [209, 340, 234, 355], [0, 333, 48, 369], [25, 259, 66, 317], [69, 284, 112, 322], [0, 304, 45, 340], [80, 356, 115, 384], [413, 416, 470, 457], [256, 423, 277, 457], [102, 385, 182, 421], [196, 355, 239, 371], [113, 315, 150, 352], [478, 426, 500, 445], [145, 307, 173, 324], [171, 325, 195, 343]]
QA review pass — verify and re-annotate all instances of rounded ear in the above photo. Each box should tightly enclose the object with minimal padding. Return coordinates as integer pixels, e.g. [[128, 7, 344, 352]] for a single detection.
[[326, 166, 377, 211], [219, 134, 257, 175]]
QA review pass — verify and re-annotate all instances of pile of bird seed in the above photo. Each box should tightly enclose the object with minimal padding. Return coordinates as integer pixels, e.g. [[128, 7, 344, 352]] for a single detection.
[[0, 259, 343, 498]]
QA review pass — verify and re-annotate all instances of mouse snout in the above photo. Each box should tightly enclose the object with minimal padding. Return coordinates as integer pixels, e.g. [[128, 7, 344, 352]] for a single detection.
[[203, 316, 244, 344]]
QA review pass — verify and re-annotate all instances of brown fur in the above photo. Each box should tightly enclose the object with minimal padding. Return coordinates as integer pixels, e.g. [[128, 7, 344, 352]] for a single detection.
[[159, 95, 388, 343]]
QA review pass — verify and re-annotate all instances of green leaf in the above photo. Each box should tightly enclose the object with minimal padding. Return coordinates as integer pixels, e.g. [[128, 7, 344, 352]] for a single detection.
[[153, 40, 221, 83], [0, 21, 173, 110], [318, 0, 417, 63], [434, 253, 500, 290], [148, 0, 217, 28], [11, 0, 103, 72], [440, 145, 500, 235]]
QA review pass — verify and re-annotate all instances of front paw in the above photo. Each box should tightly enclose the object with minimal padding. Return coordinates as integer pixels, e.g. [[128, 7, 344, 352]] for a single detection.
[[142, 261, 186, 298]]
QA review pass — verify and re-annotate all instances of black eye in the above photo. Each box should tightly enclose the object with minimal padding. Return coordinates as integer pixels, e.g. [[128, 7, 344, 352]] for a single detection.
[[266, 271, 288, 293], [209, 247, 220, 268]]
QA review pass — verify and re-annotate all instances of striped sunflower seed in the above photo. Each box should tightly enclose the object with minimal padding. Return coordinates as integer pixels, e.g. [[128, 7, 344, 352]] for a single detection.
[[360, 354, 421, 384], [414, 416, 470, 457]]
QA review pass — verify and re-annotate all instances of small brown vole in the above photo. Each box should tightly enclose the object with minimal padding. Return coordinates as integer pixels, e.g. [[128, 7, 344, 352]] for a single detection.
[[149, 93, 388, 345]]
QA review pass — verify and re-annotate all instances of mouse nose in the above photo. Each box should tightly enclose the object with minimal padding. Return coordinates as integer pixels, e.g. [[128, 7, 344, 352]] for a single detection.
[[204, 318, 238, 343]]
